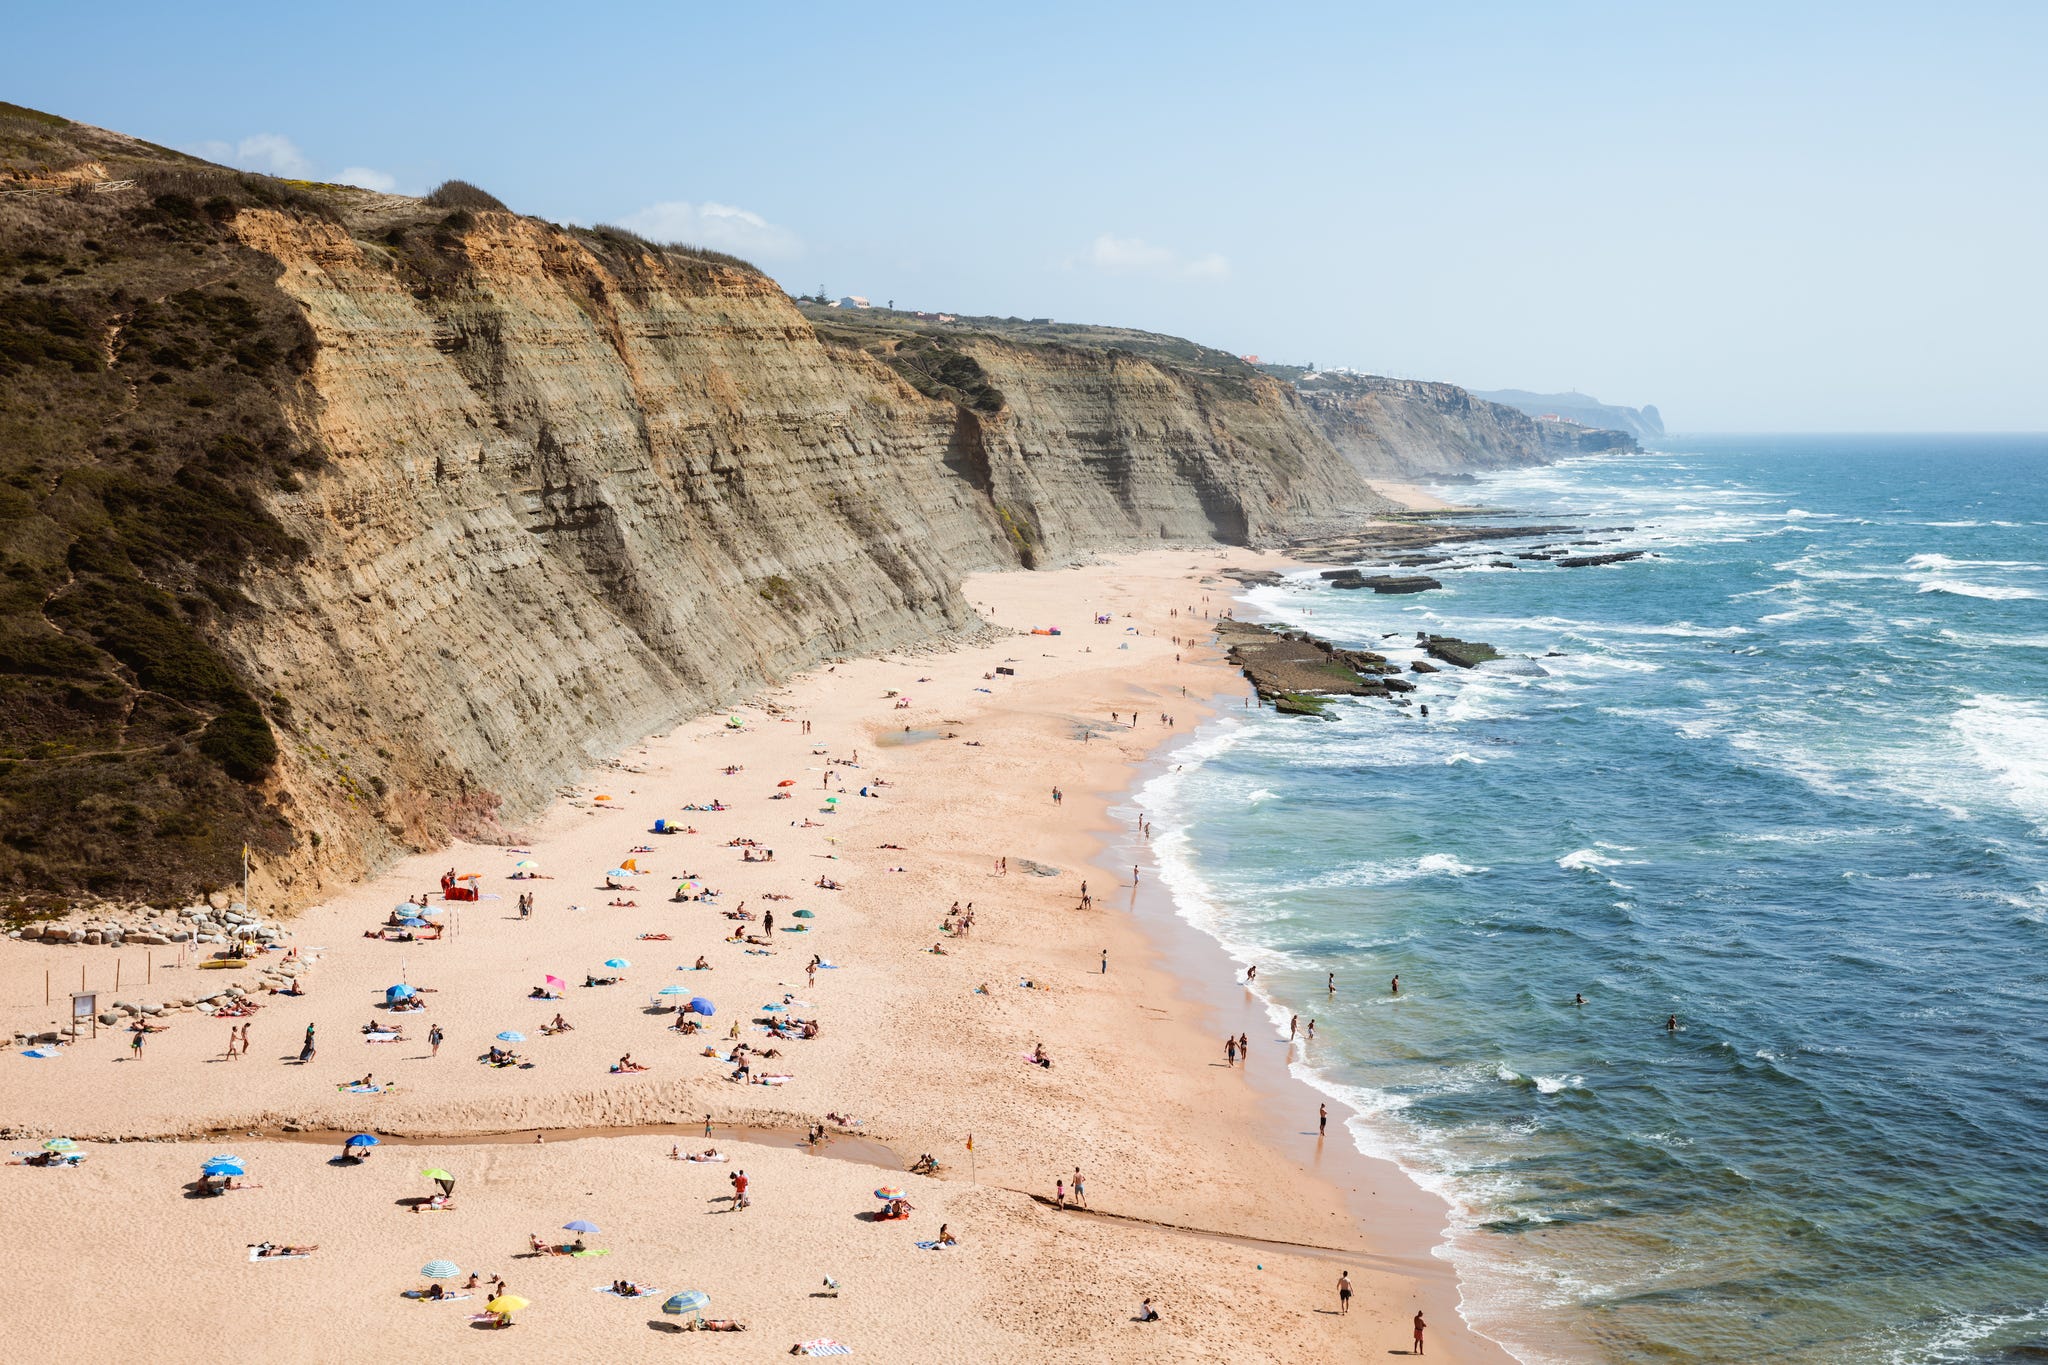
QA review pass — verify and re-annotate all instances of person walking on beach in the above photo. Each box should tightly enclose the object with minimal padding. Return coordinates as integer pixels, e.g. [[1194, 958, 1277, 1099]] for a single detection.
[[129, 1030, 144, 1061], [1328, 972, 1336, 995], [1289, 1015, 1298, 1041], [1238, 1032, 1249, 1063], [1055, 1178, 1066, 1210], [1319, 1103, 1328, 1137], [1100, 949, 1108, 974], [1225, 1035, 1238, 1067], [1337, 1270, 1352, 1315], [299, 1023, 315, 1063], [1132, 864, 1140, 885], [1052, 787, 1062, 806], [1413, 1310, 1427, 1354], [239, 1023, 250, 1056], [1072, 1167, 1087, 1209], [428, 1024, 444, 1058], [1306, 1019, 1316, 1041], [224, 1025, 239, 1061]]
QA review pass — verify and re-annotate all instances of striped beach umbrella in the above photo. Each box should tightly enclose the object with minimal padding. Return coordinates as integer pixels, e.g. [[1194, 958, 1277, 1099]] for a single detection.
[[662, 1290, 709, 1316], [421, 1260, 460, 1279], [42, 1137, 76, 1152]]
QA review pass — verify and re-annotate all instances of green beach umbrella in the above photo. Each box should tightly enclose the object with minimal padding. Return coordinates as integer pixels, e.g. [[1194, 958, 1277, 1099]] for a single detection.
[[42, 1137, 76, 1152], [421, 1260, 460, 1279], [792, 909, 815, 919], [662, 1290, 709, 1316]]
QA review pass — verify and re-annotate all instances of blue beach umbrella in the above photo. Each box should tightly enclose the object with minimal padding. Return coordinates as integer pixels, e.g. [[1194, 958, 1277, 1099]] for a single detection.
[[42, 1138, 76, 1152], [688, 997, 715, 1016], [385, 983, 416, 1001], [604, 958, 630, 970], [662, 1290, 709, 1316], [604, 869, 632, 880], [657, 985, 689, 996], [202, 1160, 245, 1177], [345, 1134, 379, 1148], [562, 1219, 599, 1234], [496, 1031, 525, 1043], [397, 917, 427, 928]]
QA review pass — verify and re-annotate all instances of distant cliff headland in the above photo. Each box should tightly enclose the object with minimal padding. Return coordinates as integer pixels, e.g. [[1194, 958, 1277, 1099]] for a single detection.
[[0, 103, 1644, 909]]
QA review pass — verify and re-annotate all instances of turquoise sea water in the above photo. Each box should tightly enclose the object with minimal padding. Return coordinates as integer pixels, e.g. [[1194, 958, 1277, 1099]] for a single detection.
[[1138, 435, 2048, 1363]]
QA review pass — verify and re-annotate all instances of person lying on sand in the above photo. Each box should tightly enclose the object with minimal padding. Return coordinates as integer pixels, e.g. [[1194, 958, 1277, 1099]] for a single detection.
[[250, 1242, 317, 1257], [607, 899, 637, 907], [638, 933, 671, 940], [694, 1319, 745, 1331], [585, 974, 621, 987], [413, 1193, 455, 1212]]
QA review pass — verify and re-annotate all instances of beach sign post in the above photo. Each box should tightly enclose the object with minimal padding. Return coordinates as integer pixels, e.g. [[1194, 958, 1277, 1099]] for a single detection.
[[71, 991, 96, 1038]]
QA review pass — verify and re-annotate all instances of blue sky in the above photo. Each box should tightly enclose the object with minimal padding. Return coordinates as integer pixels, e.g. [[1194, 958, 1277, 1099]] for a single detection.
[[15, 1, 2045, 429]]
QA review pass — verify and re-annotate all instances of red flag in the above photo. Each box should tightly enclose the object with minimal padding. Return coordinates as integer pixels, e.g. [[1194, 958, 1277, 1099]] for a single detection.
[[965, 1133, 973, 1152]]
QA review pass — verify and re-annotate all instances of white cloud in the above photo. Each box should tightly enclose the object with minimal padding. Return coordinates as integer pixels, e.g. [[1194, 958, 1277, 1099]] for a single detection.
[[617, 200, 802, 260], [1077, 233, 1231, 281], [194, 133, 314, 178], [334, 166, 399, 193]]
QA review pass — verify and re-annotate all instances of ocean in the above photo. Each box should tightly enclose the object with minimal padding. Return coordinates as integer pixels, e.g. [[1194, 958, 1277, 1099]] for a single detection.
[[1137, 434, 2048, 1363]]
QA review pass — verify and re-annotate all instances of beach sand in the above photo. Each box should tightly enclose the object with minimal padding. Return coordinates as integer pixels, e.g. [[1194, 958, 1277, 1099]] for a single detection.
[[0, 549, 1505, 1363]]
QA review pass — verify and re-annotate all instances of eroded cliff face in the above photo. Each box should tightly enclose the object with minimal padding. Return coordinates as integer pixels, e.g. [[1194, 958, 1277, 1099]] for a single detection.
[[948, 339, 1379, 560], [216, 210, 1375, 903], [1291, 373, 1638, 483]]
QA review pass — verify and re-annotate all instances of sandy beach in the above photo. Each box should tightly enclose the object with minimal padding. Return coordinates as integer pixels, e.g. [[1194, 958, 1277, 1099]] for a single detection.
[[0, 548, 1504, 1363]]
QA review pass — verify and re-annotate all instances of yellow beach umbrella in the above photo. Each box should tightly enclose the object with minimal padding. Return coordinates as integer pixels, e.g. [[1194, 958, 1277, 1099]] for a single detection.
[[487, 1294, 529, 1314]]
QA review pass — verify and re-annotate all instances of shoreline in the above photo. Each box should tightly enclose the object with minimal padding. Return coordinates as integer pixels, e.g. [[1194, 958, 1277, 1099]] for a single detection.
[[0, 545, 1501, 1362]]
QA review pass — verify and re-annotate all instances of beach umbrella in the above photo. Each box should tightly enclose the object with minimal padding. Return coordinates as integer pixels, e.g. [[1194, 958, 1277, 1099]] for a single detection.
[[873, 1186, 904, 1200], [421, 1167, 456, 1195], [418, 906, 445, 918], [687, 997, 715, 1016], [203, 1160, 245, 1177], [392, 902, 418, 916], [793, 909, 815, 919], [514, 859, 539, 870], [385, 983, 416, 1001], [776, 779, 796, 788], [496, 1031, 525, 1043], [562, 1220, 599, 1234], [544, 974, 565, 992], [825, 796, 839, 804], [345, 1134, 379, 1148], [42, 1137, 76, 1152], [421, 1260, 461, 1279], [208, 1154, 241, 1164], [487, 1294, 529, 1315], [604, 957, 630, 970], [604, 868, 631, 879], [662, 1290, 709, 1316], [397, 917, 427, 928], [657, 985, 689, 995]]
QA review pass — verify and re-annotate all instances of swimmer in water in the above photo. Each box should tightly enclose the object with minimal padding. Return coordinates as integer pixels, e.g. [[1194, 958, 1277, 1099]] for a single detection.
[[1574, 994, 1585, 1006], [1391, 974, 1400, 996], [1667, 1015, 1678, 1032]]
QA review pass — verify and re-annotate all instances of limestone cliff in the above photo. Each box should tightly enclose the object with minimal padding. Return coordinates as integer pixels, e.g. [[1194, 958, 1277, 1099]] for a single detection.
[[1289, 371, 1637, 481], [0, 107, 1381, 908]]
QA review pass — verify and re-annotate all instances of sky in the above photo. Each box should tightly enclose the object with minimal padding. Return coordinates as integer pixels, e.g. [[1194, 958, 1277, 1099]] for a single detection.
[[14, 1, 2046, 430]]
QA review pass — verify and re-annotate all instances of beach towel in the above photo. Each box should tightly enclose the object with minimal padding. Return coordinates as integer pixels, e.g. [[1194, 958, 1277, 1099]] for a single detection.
[[595, 1284, 660, 1297], [685, 1154, 729, 1162], [20, 1048, 62, 1059], [796, 1340, 852, 1356], [342, 1083, 384, 1094], [404, 1291, 473, 1303], [755, 1074, 792, 1085], [914, 1240, 960, 1251], [817, 961, 839, 968], [248, 1248, 310, 1262], [570, 1247, 612, 1258], [364, 1033, 402, 1043]]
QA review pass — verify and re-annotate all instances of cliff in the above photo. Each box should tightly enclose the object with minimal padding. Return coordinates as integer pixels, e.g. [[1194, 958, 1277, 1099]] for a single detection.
[[0, 107, 1382, 909], [1471, 387, 1664, 440], [1285, 371, 1637, 481]]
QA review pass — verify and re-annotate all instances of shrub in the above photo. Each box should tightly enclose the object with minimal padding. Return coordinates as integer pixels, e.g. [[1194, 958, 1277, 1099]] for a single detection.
[[424, 179, 508, 211]]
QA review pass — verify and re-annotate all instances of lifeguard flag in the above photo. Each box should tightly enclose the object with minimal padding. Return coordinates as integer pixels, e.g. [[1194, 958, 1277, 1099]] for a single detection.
[[965, 1134, 973, 1152]]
